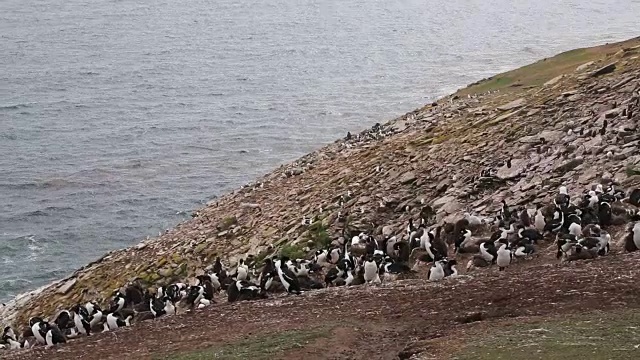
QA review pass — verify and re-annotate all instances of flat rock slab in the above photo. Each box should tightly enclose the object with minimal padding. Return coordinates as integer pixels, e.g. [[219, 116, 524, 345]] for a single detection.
[[518, 130, 564, 144], [591, 62, 617, 77], [575, 61, 594, 72], [57, 278, 77, 295], [399, 171, 417, 184], [497, 98, 526, 111], [544, 75, 564, 87]]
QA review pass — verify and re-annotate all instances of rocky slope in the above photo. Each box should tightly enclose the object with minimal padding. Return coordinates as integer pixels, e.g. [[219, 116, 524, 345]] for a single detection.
[[2, 36, 640, 328]]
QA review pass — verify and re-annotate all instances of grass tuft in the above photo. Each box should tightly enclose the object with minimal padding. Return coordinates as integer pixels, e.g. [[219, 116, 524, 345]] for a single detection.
[[159, 328, 330, 360], [279, 243, 307, 260], [454, 310, 640, 360]]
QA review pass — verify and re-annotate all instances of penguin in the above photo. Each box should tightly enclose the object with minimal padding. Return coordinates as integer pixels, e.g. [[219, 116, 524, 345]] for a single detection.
[[275, 257, 301, 294], [597, 232, 611, 256], [344, 269, 355, 286], [106, 312, 132, 331], [163, 298, 176, 316], [534, 207, 546, 232], [71, 304, 91, 336], [259, 259, 277, 292], [428, 260, 445, 281], [85, 301, 101, 317], [544, 209, 564, 233], [213, 256, 224, 275], [479, 241, 497, 263], [44, 324, 66, 347], [556, 234, 577, 259], [363, 255, 381, 284], [88, 308, 103, 329], [513, 243, 535, 258], [443, 259, 458, 277], [236, 259, 249, 281], [30, 320, 47, 345], [519, 208, 532, 228], [624, 222, 640, 252], [568, 222, 582, 237], [496, 243, 513, 271], [149, 297, 166, 318], [555, 186, 570, 209], [235, 280, 264, 301], [2, 326, 17, 342], [4, 337, 29, 350], [207, 272, 222, 292], [53, 310, 73, 330], [500, 200, 511, 222], [517, 226, 543, 243], [420, 231, 437, 262], [455, 229, 472, 254], [109, 293, 126, 313]]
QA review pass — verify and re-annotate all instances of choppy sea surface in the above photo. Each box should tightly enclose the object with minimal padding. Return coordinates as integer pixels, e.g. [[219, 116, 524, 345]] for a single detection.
[[1, 0, 639, 301]]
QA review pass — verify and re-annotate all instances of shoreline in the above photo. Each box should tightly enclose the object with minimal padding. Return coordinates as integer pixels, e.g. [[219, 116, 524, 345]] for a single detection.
[[3, 35, 640, 328]]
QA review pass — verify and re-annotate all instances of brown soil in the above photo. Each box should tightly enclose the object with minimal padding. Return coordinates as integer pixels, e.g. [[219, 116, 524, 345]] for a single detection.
[[4, 249, 640, 360]]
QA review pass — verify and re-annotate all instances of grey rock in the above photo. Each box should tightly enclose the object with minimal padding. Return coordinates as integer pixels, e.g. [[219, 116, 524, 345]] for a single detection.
[[604, 109, 620, 119], [440, 200, 462, 215], [554, 157, 584, 173], [590, 62, 616, 77], [435, 178, 451, 193], [497, 98, 526, 111], [432, 195, 456, 209], [519, 130, 564, 144], [576, 61, 595, 72], [496, 158, 527, 180], [399, 171, 417, 185], [544, 75, 564, 87], [57, 278, 77, 295]]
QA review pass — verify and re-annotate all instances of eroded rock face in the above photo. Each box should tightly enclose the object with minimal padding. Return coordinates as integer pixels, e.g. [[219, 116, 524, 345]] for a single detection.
[[4, 42, 640, 328]]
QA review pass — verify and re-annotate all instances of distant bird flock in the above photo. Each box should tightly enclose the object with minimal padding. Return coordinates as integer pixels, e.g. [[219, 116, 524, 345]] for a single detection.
[[2, 181, 640, 352]]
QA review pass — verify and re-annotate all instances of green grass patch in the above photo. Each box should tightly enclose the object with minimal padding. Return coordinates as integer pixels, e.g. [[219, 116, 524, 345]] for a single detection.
[[626, 165, 640, 177], [160, 328, 330, 360], [279, 243, 307, 260], [306, 221, 332, 249], [457, 37, 640, 97], [454, 310, 640, 360]]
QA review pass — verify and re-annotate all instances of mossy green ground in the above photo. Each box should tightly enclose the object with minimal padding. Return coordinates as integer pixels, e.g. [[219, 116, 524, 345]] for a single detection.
[[455, 311, 640, 360], [159, 328, 330, 360], [456, 37, 640, 96]]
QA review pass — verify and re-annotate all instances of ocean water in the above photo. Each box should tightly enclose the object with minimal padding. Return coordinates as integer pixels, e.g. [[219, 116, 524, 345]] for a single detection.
[[1, 0, 638, 302]]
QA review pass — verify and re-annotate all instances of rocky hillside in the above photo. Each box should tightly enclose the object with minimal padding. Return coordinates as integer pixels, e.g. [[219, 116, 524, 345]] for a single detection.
[[3, 36, 640, 327]]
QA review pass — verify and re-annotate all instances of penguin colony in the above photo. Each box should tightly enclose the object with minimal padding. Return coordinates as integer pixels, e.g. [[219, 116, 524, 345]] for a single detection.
[[2, 182, 640, 352]]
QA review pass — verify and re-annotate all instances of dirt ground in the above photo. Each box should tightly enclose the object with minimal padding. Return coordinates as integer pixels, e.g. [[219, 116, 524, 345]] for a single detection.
[[3, 247, 640, 360]]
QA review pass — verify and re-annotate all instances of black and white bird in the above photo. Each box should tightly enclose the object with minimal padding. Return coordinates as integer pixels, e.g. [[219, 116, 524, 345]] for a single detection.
[[624, 222, 640, 251], [104, 312, 132, 331], [71, 304, 91, 336], [275, 257, 301, 294], [363, 255, 381, 284], [496, 243, 513, 271], [44, 323, 66, 347], [236, 259, 249, 281], [554, 186, 570, 209], [479, 241, 497, 263], [30, 319, 48, 345], [428, 260, 445, 281], [109, 293, 126, 313]]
